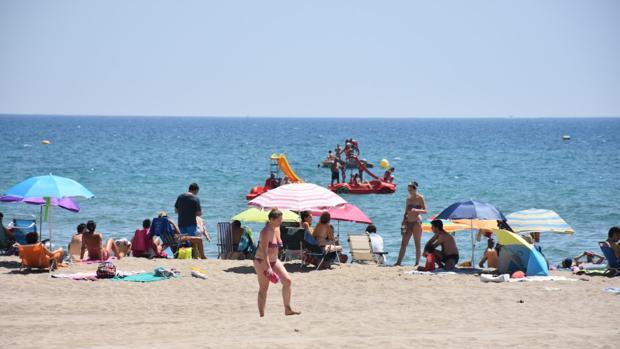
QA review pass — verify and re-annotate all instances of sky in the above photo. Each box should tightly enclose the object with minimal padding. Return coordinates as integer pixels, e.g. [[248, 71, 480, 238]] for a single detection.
[[0, 0, 618, 118]]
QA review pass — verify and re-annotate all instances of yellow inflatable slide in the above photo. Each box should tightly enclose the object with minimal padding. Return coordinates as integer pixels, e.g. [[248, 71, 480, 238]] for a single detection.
[[270, 153, 303, 183]]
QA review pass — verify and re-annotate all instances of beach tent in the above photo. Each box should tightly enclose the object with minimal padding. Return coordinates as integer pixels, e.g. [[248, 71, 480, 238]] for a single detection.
[[506, 209, 574, 235], [493, 229, 548, 276]]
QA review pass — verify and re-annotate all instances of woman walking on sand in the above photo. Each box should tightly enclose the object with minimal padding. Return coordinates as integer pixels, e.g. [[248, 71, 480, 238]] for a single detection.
[[394, 181, 427, 266], [253, 209, 301, 317]]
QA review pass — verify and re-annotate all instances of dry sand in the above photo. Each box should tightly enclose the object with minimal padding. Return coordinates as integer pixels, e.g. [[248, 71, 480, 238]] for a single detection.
[[1, 256, 619, 349]]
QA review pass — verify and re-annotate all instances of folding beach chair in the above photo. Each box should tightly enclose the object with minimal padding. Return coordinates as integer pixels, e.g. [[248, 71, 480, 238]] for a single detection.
[[17, 243, 58, 272], [599, 241, 620, 269], [281, 227, 306, 263], [150, 217, 184, 258], [302, 231, 338, 270], [217, 222, 233, 259], [12, 215, 37, 245], [348, 233, 377, 264]]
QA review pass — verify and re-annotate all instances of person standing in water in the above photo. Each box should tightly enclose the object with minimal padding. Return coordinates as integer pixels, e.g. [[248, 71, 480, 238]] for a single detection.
[[253, 209, 300, 317], [394, 181, 427, 266]]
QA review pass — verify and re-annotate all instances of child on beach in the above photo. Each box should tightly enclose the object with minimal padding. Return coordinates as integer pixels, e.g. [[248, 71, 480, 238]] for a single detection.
[[478, 238, 499, 269], [419, 243, 436, 271]]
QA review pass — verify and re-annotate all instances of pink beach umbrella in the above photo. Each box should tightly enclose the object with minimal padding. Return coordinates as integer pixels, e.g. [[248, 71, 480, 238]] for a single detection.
[[248, 183, 347, 211], [311, 203, 372, 224]]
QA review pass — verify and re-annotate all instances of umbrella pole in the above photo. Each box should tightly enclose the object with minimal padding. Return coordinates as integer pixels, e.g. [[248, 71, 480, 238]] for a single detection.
[[39, 206, 43, 244], [49, 206, 53, 249], [470, 219, 474, 267]]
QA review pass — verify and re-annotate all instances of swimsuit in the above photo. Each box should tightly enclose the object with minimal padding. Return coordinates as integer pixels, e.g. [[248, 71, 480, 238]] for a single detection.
[[442, 253, 459, 264], [254, 239, 282, 264], [405, 203, 422, 231]]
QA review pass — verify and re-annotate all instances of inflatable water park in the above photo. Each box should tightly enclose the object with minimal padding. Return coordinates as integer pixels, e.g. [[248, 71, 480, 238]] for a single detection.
[[246, 153, 303, 200]]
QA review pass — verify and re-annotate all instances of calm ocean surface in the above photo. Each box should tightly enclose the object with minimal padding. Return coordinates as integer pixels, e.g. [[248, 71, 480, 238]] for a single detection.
[[1, 115, 618, 264]]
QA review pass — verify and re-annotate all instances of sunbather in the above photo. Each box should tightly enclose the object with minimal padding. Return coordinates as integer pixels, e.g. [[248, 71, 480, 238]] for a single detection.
[[68, 223, 86, 260], [606, 226, 620, 260], [428, 220, 459, 270], [312, 212, 342, 253], [478, 238, 499, 268], [300, 211, 313, 234], [366, 224, 386, 264], [24, 232, 64, 264], [574, 251, 605, 266], [80, 220, 122, 260], [253, 209, 300, 317]]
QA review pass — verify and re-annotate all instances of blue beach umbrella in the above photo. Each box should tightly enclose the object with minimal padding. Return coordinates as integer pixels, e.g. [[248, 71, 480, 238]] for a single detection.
[[435, 200, 506, 221], [3, 174, 94, 246], [435, 200, 507, 265]]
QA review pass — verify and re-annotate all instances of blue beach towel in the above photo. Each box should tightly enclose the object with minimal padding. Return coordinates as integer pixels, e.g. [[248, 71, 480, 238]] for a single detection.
[[113, 272, 180, 283]]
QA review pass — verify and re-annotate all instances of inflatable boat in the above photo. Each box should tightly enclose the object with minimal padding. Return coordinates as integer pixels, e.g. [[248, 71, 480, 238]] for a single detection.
[[246, 153, 303, 200], [329, 179, 395, 195]]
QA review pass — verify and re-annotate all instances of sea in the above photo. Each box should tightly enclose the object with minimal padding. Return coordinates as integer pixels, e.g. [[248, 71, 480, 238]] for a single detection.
[[1, 115, 618, 265]]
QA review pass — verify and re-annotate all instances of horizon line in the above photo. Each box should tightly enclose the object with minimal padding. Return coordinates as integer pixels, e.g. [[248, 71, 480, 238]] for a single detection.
[[1, 113, 619, 119]]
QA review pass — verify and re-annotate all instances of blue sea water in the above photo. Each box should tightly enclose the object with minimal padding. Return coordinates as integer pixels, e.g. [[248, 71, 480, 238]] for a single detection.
[[1, 115, 618, 265]]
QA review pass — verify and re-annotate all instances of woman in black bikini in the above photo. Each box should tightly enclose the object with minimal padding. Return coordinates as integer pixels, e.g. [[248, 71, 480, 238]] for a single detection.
[[394, 182, 427, 266], [253, 209, 301, 317]]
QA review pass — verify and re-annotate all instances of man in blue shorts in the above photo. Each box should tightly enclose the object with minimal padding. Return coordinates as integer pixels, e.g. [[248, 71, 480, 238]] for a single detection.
[[175, 183, 202, 236]]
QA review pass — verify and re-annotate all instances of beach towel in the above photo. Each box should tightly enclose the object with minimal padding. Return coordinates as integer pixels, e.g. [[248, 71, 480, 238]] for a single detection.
[[507, 276, 577, 282], [78, 256, 117, 264], [51, 272, 98, 281], [112, 272, 180, 283], [603, 287, 620, 294], [405, 270, 457, 276]]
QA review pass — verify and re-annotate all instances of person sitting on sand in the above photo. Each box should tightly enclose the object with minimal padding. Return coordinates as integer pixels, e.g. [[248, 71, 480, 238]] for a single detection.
[[0, 212, 15, 248], [68, 223, 86, 261], [383, 167, 395, 183], [478, 238, 499, 269], [606, 226, 620, 260], [80, 220, 122, 261], [573, 251, 605, 266], [366, 224, 386, 264], [427, 219, 459, 270], [312, 212, 342, 253], [300, 211, 313, 234], [24, 232, 65, 264], [231, 220, 244, 252], [265, 173, 279, 189], [131, 219, 162, 258], [418, 242, 436, 271]]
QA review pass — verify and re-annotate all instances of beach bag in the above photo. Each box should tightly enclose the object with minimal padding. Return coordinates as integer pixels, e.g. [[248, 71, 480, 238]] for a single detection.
[[178, 247, 192, 259], [96, 262, 117, 279]]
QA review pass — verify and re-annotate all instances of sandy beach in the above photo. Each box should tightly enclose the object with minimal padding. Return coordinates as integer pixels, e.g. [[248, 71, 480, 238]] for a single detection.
[[1, 256, 618, 349]]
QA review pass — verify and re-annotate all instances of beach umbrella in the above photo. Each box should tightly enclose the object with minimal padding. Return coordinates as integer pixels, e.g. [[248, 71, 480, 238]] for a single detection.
[[506, 209, 574, 235], [3, 174, 94, 246], [435, 200, 507, 265], [0, 195, 80, 213], [422, 219, 470, 233], [231, 208, 300, 223], [311, 203, 372, 224], [492, 229, 548, 276], [248, 183, 347, 211]]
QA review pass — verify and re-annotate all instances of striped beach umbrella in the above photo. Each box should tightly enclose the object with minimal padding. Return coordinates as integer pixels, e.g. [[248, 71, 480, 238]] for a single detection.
[[506, 209, 574, 234], [248, 183, 347, 211]]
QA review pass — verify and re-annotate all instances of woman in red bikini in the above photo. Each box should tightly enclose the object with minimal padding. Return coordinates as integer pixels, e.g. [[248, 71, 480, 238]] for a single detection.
[[253, 209, 301, 317]]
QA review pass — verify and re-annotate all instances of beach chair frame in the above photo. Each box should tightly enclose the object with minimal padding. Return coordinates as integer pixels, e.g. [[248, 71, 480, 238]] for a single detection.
[[17, 243, 57, 272], [599, 241, 619, 269], [217, 222, 233, 259], [348, 233, 387, 264], [12, 215, 38, 245]]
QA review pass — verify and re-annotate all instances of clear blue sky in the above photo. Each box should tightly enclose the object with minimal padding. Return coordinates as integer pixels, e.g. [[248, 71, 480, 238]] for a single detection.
[[1, 0, 618, 117]]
